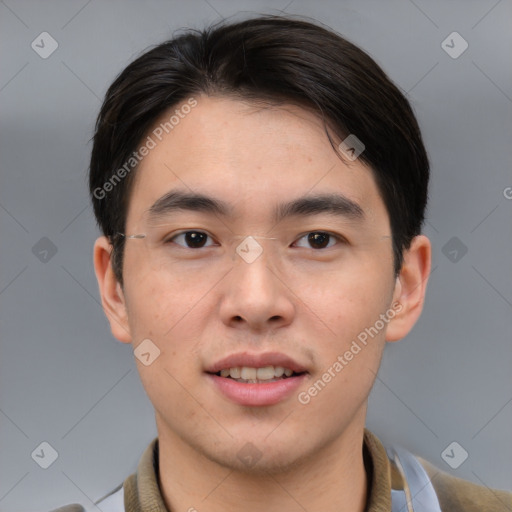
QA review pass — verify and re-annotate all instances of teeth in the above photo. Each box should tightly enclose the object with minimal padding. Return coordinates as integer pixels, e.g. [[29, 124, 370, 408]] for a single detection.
[[240, 367, 257, 380], [256, 366, 275, 380], [218, 365, 298, 380], [230, 367, 241, 379]]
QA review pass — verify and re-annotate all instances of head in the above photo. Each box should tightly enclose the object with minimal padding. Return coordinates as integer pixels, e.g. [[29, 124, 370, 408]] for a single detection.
[[91, 15, 431, 474]]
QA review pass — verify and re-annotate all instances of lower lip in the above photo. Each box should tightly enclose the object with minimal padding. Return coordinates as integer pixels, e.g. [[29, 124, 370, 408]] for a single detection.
[[207, 373, 308, 406]]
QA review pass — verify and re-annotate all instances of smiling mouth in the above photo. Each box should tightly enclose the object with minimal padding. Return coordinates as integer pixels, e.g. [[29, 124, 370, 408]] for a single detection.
[[211, 365, 307, 383]]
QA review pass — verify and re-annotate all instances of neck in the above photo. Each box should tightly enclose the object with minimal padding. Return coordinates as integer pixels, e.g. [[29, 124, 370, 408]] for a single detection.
[[156, 414, 369, 512]]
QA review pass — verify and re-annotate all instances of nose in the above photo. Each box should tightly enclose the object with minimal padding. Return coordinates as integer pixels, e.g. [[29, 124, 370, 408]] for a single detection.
[[218, 239, 295, 333]]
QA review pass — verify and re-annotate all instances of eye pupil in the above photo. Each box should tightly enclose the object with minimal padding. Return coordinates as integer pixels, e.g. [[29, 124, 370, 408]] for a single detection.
[[175, 231, 336, 250], [186, 232, 207, 247], [308, 232, 329, 249]]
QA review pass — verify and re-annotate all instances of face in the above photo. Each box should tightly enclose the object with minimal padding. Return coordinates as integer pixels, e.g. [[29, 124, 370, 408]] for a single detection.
[[103, 96, 411, 473]]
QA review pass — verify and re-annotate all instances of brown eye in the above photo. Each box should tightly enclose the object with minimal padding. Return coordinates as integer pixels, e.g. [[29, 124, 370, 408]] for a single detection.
[[294, 231, 342, 250], [170, 231, 214, 248], [308, 232, 330, 249]]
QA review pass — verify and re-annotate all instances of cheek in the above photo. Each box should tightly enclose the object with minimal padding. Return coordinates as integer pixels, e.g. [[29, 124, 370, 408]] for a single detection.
[[301, 261, 394, 406], [304, 262, 394, 334], [126, 280, 206, 413], [125, 267, 209, 336], [297, 284, 389, 429], [123, 278, 211, 406]]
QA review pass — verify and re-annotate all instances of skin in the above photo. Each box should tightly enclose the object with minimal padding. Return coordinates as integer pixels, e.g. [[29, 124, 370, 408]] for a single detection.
[[94, 96, 431, 512]]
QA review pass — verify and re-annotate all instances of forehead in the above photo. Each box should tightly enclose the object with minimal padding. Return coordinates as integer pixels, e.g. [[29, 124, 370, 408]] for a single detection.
[[126, 96, 388, 230]]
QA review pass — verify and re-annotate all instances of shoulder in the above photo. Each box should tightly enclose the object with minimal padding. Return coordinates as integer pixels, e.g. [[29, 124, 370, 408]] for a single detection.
[[47, 482, 124, 512], [419, 457, 512, 512], [47, 506, 86, 512]]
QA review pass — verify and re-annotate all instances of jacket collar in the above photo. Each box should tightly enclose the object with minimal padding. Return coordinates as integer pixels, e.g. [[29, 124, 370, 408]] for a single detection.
[[124, 429, 393, 512]]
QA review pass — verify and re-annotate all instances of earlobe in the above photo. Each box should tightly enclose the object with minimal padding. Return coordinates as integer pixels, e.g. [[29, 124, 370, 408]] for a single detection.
[[385, 235, 431, 342], [93, 236, 132, 344]]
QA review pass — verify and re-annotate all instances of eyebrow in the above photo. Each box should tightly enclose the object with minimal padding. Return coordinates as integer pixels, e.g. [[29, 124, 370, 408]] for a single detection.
[[146, 189, 364, 224]]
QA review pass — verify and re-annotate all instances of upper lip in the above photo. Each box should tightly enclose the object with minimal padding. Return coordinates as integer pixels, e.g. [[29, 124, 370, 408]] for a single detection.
[[205, 352, 309, 374]]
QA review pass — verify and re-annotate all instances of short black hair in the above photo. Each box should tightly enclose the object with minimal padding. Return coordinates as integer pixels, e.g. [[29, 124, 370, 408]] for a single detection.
[[89, 14, 429, 285]]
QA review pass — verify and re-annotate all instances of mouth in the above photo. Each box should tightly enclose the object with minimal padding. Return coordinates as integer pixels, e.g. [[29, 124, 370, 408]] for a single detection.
[[205, 353, 309, 406], [210, 365, 307, 383]]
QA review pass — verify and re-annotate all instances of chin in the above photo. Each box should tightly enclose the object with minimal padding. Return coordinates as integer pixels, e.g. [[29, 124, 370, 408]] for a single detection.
[[213, 449, 307, 476], [196, 435, 315, 477]]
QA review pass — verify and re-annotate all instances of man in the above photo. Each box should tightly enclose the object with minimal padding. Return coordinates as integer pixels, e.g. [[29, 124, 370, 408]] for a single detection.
[[53, 14, 511, 512]]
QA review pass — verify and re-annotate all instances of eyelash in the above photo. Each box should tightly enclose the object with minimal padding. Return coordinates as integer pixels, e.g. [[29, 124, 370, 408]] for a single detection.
[[166, 230, 346, 250]]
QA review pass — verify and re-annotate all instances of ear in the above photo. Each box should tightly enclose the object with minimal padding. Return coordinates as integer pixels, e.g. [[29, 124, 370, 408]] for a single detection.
[[385, 234, 431, 342], [93, 236, 132, 344]]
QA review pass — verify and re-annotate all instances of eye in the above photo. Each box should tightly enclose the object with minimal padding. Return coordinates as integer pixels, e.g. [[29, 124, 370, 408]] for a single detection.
[[168, 231, 216, 249], [294, 231, 344, 250]]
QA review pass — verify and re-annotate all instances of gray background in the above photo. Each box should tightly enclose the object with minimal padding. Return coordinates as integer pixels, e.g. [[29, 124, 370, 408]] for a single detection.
[[1, 0, 511, 510]]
